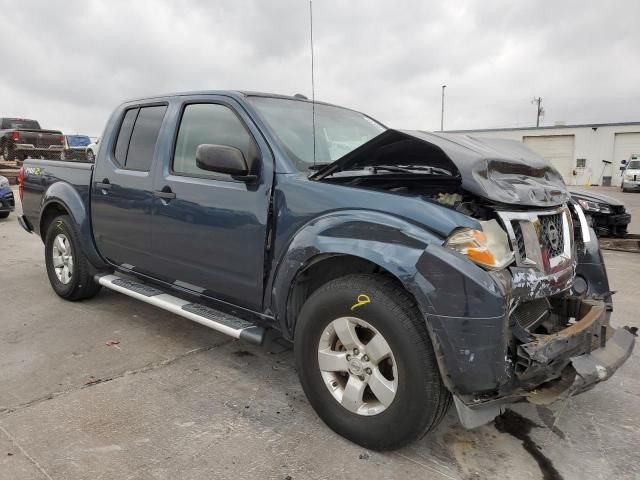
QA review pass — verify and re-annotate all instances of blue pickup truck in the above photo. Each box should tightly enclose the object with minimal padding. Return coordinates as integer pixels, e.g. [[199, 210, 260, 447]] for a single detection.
[[18, 91, 635, 450]]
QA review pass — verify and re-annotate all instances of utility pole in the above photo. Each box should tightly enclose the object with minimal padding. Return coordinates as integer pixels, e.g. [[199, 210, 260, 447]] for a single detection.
[[532, 97, 544, 127], [440, 85, 446, 131]]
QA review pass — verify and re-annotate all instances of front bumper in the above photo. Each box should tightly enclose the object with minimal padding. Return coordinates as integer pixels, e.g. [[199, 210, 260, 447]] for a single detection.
[[0, 188, 15, 212], [622, 180, 640, 191], [454, 298, 635, 428]]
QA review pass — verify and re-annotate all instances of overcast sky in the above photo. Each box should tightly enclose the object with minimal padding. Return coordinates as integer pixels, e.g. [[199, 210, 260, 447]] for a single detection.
[[1, 0, 639, 136]]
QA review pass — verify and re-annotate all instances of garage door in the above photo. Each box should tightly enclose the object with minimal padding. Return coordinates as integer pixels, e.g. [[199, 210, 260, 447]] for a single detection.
[[613, 132, 640, 186], [523, 135, 575, 184]]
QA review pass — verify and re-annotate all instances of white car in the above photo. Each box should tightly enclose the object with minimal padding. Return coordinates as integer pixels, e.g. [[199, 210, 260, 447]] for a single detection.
[[621, 155, 640, 192], [85, 138, 100, 162]]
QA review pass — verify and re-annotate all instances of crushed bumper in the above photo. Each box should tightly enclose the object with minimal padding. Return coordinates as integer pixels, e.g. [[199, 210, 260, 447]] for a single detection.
[[454, 298, 636, 428]]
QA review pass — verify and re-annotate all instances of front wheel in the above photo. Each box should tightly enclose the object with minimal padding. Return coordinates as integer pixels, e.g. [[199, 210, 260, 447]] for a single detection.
[[0, 211, 10, 219], [294, 274, 450, 450], [44, 214, 102, 300]]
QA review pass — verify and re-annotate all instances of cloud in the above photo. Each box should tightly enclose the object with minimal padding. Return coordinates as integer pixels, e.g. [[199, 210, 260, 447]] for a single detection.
[[0, 0, 638, 135]]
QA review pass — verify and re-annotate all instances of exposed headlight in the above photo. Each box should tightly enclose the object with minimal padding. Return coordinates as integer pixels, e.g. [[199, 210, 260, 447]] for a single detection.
[[625, 174, 635, 181], [445, 219, 514, 270], [0, 176, 9, 188], [576, 199, 611, 214]]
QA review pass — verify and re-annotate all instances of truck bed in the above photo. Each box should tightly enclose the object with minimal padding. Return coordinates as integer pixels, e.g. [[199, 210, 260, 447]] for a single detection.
[[21, 159, 94, 235]]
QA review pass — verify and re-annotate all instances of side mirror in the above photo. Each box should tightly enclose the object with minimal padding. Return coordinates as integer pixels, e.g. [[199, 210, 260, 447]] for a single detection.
[[620, 166, 626, 171], [196, 144, 256, 181]]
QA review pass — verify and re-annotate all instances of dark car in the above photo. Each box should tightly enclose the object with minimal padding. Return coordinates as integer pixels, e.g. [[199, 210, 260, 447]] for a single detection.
[[569, 188, 631, 237], [0, 175, 15, 218], [61, 135, 92, 161], [17, 91, 635, 450], [0, 118, 65, 162]]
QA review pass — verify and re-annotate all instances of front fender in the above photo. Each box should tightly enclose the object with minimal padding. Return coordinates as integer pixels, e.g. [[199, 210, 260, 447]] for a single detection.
[[40, 182, 107, 270], [270, 210, 444, 329]]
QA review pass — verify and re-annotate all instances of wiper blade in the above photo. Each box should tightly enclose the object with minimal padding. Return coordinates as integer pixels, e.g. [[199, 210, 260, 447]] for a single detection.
[[307, 162, 332, 171], [373, 165, 452, 175]]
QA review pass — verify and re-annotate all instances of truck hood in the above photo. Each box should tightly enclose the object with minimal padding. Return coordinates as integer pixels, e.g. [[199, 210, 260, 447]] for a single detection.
[[311, 129, 570, 208]]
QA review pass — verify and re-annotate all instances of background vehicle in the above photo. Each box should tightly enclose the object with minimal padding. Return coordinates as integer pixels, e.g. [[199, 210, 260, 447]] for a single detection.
[[0, 175, 14, 218], [621, 155, 640, 192], [0, 118, 64, 162], [61, 135, 92, 161], [569, 188, 631, 237], [17, 91, 635, 450], [85, 138, 100, 162]]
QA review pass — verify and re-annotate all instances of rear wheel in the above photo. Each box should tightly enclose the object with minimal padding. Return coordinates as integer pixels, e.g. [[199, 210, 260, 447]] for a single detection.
[[44, 214, 102, 300], [2, 144, 15, 161], [294, 274, 450, 450]]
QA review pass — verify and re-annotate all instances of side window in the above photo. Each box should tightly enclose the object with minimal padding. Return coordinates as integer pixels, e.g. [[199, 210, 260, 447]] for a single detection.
[[114, 108, 138, 165], [126, 106, 167, 171], [173, 103, 256, 178], [113, 105, 167, 171]]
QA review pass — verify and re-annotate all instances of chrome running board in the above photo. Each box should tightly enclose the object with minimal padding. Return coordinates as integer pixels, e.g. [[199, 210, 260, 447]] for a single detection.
[[95, 274, 265, 345]]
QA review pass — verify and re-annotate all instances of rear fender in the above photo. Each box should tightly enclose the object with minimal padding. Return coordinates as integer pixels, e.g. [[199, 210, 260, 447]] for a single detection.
[[39, 182, 107, 270]]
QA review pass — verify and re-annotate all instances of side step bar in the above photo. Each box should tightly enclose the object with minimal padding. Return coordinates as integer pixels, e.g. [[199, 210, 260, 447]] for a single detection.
[[95, 274, 265, 345]]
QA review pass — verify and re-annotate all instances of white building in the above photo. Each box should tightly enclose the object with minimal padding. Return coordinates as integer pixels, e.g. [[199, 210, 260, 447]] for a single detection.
[[446, 122, 640, 186]]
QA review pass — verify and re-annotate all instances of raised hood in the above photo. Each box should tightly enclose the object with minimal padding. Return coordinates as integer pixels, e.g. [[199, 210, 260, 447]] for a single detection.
[[311, 129, 570, 208]]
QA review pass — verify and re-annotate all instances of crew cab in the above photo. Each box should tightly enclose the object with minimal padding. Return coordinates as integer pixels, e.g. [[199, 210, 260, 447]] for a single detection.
[[17, 91, 636, 450], [0, 117, 64, 162]]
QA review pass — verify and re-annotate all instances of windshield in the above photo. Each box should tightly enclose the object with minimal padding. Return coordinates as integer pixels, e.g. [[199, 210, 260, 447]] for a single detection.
[[67, 135, 91, 147], [2, 118, 40, 129], [627, 160, 640, 169], [248, 97, 386, 171]]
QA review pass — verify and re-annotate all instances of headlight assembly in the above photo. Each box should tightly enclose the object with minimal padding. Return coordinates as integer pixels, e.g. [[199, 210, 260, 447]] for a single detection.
[[445, 219, 514, 270], [0, 176, 9, 188], [576, 199, 611, 214]]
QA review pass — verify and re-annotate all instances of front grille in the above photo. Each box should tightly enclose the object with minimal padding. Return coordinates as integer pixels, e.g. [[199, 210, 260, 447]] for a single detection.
[[539, 213, 564, 257], [511, 221, 526, 258], [612, 205, 626, 214]]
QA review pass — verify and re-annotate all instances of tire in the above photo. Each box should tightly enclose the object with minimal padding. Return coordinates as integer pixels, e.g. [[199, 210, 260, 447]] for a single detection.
[[86, 150, 95, 162], [44, 214, 102, 301], [0, 211, 9, 219], [294, 274, 450, 450], [2, 143, 15, 161]]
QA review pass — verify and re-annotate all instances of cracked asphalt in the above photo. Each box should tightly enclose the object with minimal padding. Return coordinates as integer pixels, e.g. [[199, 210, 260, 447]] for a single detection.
[[1, 186, 638, 480]]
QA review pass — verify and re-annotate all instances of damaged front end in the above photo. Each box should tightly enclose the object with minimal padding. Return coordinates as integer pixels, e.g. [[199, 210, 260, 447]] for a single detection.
[[453, 204, 636, 428], [310, 127, 635, 428]]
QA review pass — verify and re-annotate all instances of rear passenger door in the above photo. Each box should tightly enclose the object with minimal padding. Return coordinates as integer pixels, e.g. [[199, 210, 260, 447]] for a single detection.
[[150, 96, 273, 312], [91, 104, 167, 275]]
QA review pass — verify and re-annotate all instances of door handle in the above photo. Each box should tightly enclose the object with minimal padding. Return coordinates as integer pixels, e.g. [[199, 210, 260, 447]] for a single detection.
[[96, 179, 111, 190], [154, 188, 176, 200]]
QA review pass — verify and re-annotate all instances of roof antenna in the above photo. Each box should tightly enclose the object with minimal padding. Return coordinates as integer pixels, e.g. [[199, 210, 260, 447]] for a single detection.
[[309, 0, 317, 167]]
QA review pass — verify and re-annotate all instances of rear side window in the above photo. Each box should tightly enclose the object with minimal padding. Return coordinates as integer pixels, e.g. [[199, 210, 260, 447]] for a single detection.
[[113, 105, 167, 171], [173, 103, 256, 178], [114, 109, 138, 165]]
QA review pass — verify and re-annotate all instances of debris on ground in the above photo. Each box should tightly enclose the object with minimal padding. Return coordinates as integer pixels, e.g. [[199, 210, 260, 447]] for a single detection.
[[105, 340, 121, 349]]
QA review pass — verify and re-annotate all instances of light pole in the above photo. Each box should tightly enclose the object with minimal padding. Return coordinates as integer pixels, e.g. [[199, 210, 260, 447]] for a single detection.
[[440, 85, 446, 132]]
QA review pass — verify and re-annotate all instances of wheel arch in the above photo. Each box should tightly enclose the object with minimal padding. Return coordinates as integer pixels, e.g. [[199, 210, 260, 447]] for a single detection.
[[38, 183, 108, 270], [269, 210, 441, 340]]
